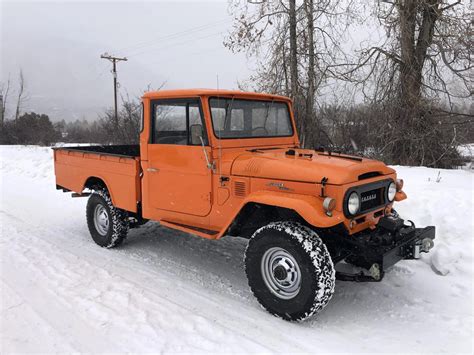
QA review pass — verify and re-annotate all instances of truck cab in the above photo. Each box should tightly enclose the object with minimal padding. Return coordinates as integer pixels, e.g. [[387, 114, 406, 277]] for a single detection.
[[140, 90, 301, 237], [54, 89, 435, 321]]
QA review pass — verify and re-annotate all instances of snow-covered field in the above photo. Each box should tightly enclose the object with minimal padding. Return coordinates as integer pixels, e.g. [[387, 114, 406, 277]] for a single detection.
[[1, 145, 473, 354]]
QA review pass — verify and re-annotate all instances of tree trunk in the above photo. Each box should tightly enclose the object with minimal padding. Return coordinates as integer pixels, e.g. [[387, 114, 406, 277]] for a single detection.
[[304, 0, 316, 149], [394, 0, 440, 165], [15, 70, 25, 121], [0, 94, 4, 128], [289, 0, 301, 142]]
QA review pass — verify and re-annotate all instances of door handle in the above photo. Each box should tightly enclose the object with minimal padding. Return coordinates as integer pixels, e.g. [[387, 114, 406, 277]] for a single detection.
[[147, 167, 160, 173]]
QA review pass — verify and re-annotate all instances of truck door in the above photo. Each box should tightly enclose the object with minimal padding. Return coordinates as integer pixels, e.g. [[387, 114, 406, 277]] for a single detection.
[[146, 98, 212, 217]]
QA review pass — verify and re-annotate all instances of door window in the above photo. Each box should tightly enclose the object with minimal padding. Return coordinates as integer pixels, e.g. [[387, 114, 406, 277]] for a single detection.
[[152, 99, 207, 145]]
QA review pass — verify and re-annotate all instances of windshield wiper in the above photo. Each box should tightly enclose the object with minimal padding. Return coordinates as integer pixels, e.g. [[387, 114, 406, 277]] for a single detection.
[[317, 151, 363, 162], [248, 147, 283, 153], [221, 97, 235, 136], [262, 99, 275, 128]]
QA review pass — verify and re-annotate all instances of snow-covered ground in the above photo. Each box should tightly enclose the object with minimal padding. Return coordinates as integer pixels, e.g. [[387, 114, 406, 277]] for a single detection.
[[1, 145, 473, 353], [458, 143, 474, 159]]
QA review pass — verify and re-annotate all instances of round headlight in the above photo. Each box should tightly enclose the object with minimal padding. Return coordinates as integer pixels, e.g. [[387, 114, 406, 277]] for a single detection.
[[387, 181, 396, 202], [347, 192, 360, 215]]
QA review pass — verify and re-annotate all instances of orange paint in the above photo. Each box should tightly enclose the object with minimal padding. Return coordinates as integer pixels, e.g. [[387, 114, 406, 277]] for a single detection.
[[54, 89, 406, 239]]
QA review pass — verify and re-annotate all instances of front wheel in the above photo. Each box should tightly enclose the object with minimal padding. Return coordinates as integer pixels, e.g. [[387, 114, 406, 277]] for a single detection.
[[245, 221, 335, 321], [86, 187, 129, 248]]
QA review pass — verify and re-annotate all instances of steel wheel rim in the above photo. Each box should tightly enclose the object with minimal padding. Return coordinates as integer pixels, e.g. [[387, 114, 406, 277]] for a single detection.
[[260, 247, 301, 300], [94, 204, 110, 236]]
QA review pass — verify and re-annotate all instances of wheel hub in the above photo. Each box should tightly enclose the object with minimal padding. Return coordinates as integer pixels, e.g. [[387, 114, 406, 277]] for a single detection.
[[94, 204, 110, 236], [261, 247, 301, 300], [273, 265, 288, 281]]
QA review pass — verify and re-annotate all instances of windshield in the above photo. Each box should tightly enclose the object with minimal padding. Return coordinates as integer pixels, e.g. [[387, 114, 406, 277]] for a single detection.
[[209, 98, 293, 139]]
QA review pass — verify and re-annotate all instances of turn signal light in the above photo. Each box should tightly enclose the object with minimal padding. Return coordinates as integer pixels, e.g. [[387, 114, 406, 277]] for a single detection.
[[349, 219, 356, 229], [396, 179, 404, 191], [323, 197, 336, 216]]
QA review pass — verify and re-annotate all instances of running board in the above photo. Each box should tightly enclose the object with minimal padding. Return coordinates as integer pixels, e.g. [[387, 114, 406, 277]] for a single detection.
[[160, 220, 220, 240], [71, 192, 91, 198]]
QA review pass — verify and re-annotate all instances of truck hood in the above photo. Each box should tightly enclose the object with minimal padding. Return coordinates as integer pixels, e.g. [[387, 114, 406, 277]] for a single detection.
[[231, 149, 395, 185]]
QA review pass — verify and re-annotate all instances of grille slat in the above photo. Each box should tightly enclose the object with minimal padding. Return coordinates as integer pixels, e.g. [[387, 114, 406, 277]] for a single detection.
[[344, 179, 390, 217], [360, 188, 384, 212], [234, 181, 247, 197]]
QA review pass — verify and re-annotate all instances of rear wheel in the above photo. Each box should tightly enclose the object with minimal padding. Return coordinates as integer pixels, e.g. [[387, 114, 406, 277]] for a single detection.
[[86, 187, 129, 248], [245, 221, 335, 321]]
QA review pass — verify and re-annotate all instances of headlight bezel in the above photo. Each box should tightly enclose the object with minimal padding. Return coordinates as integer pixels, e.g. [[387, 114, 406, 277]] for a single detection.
[[342, 178, 396, 218], [387, 181, 397, 202], [347, 191, 360, 215]]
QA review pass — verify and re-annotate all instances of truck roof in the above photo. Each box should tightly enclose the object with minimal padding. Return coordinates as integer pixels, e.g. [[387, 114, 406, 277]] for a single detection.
[[142, 89, 291, 102]]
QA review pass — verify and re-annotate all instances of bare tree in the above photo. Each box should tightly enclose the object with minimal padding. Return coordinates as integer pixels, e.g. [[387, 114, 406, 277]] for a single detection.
[[225, 0, 353, 146], [302, 0, 315, 147], [0, 76, 11, 127], [337, 0, 472, 166], [14, 70, 27, 121], [100, 83, 166, 144], [289, 0, 298, 107]]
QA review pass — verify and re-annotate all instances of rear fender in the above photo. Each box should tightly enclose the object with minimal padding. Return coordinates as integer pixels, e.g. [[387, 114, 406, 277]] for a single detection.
[[81, 174, 137, 213], [82, 175, 117, 208]]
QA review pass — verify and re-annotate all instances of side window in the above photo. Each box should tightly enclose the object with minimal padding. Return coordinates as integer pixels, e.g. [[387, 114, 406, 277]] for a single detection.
[[154, 103, 187, 145], [152, 100, 207, 145]]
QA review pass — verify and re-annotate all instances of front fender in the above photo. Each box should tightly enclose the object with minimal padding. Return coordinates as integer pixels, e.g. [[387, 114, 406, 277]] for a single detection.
[[242, 190, 344, 229]]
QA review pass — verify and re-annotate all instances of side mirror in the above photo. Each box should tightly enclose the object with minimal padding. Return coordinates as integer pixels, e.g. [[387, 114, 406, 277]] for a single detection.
[[190, 124, 203, 145]]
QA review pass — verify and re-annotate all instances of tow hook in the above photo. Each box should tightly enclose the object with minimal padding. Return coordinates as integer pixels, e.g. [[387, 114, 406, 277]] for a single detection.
[[369, 263, 381, 281], [421, 238, 435, 252], [414, 237, 435, 259]]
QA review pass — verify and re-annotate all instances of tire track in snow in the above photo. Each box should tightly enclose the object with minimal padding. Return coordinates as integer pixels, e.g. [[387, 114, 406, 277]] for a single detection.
[[1, 210, 321, 353], [1, 260, 118, 352], [1, 281, 78, 353], [2, 145, 472, 353]]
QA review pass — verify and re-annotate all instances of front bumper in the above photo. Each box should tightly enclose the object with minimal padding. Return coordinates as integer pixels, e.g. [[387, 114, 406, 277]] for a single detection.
[[336, 215, 436, 281]]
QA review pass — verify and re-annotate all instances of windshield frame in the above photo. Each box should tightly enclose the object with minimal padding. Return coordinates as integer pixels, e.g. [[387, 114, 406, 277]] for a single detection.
[[208, 96, 295, 140]]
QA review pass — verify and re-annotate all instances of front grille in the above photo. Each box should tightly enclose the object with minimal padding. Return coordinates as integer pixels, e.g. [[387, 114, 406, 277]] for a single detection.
[[360, 188, 384, 212], [343, 179, 391, 217]]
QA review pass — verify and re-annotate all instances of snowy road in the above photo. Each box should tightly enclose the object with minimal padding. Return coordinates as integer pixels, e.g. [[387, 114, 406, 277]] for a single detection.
[[1, 146, 473, 353]]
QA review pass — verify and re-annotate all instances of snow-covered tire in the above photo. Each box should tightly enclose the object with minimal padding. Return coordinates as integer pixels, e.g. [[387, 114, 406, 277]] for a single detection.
[[86, 187, 129, 248], [245, 221, 335, 322]]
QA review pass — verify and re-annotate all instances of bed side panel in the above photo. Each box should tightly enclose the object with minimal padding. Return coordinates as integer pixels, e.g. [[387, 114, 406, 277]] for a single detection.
[[54, 149, 140, 212]]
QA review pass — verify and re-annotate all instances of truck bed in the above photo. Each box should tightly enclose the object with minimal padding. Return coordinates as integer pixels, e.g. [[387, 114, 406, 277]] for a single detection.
[[53, 145, 141, 213], [59, 144, 140, 157]]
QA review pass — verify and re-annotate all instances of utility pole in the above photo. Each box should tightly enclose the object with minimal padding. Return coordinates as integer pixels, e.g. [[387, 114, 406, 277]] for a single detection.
[[100, 53, 127, 129]]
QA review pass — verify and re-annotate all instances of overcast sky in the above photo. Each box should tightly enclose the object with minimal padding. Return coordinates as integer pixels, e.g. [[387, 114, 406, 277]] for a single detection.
[[1, 0, 253, 121]]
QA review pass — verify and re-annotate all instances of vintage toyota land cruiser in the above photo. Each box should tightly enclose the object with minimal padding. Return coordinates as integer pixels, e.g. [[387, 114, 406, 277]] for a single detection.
[[53, 89, 435, 321]]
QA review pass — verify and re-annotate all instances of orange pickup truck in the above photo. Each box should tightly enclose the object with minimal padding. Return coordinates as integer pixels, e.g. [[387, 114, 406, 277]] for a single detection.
[[54, 89, 435, 321]]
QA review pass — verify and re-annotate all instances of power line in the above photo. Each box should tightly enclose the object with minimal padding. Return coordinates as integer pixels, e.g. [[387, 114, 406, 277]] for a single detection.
[[127, 31, 224, 58], [140, 45, 228, 69], [100, 53, 128, 128], [110, 19, 230, 57]]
